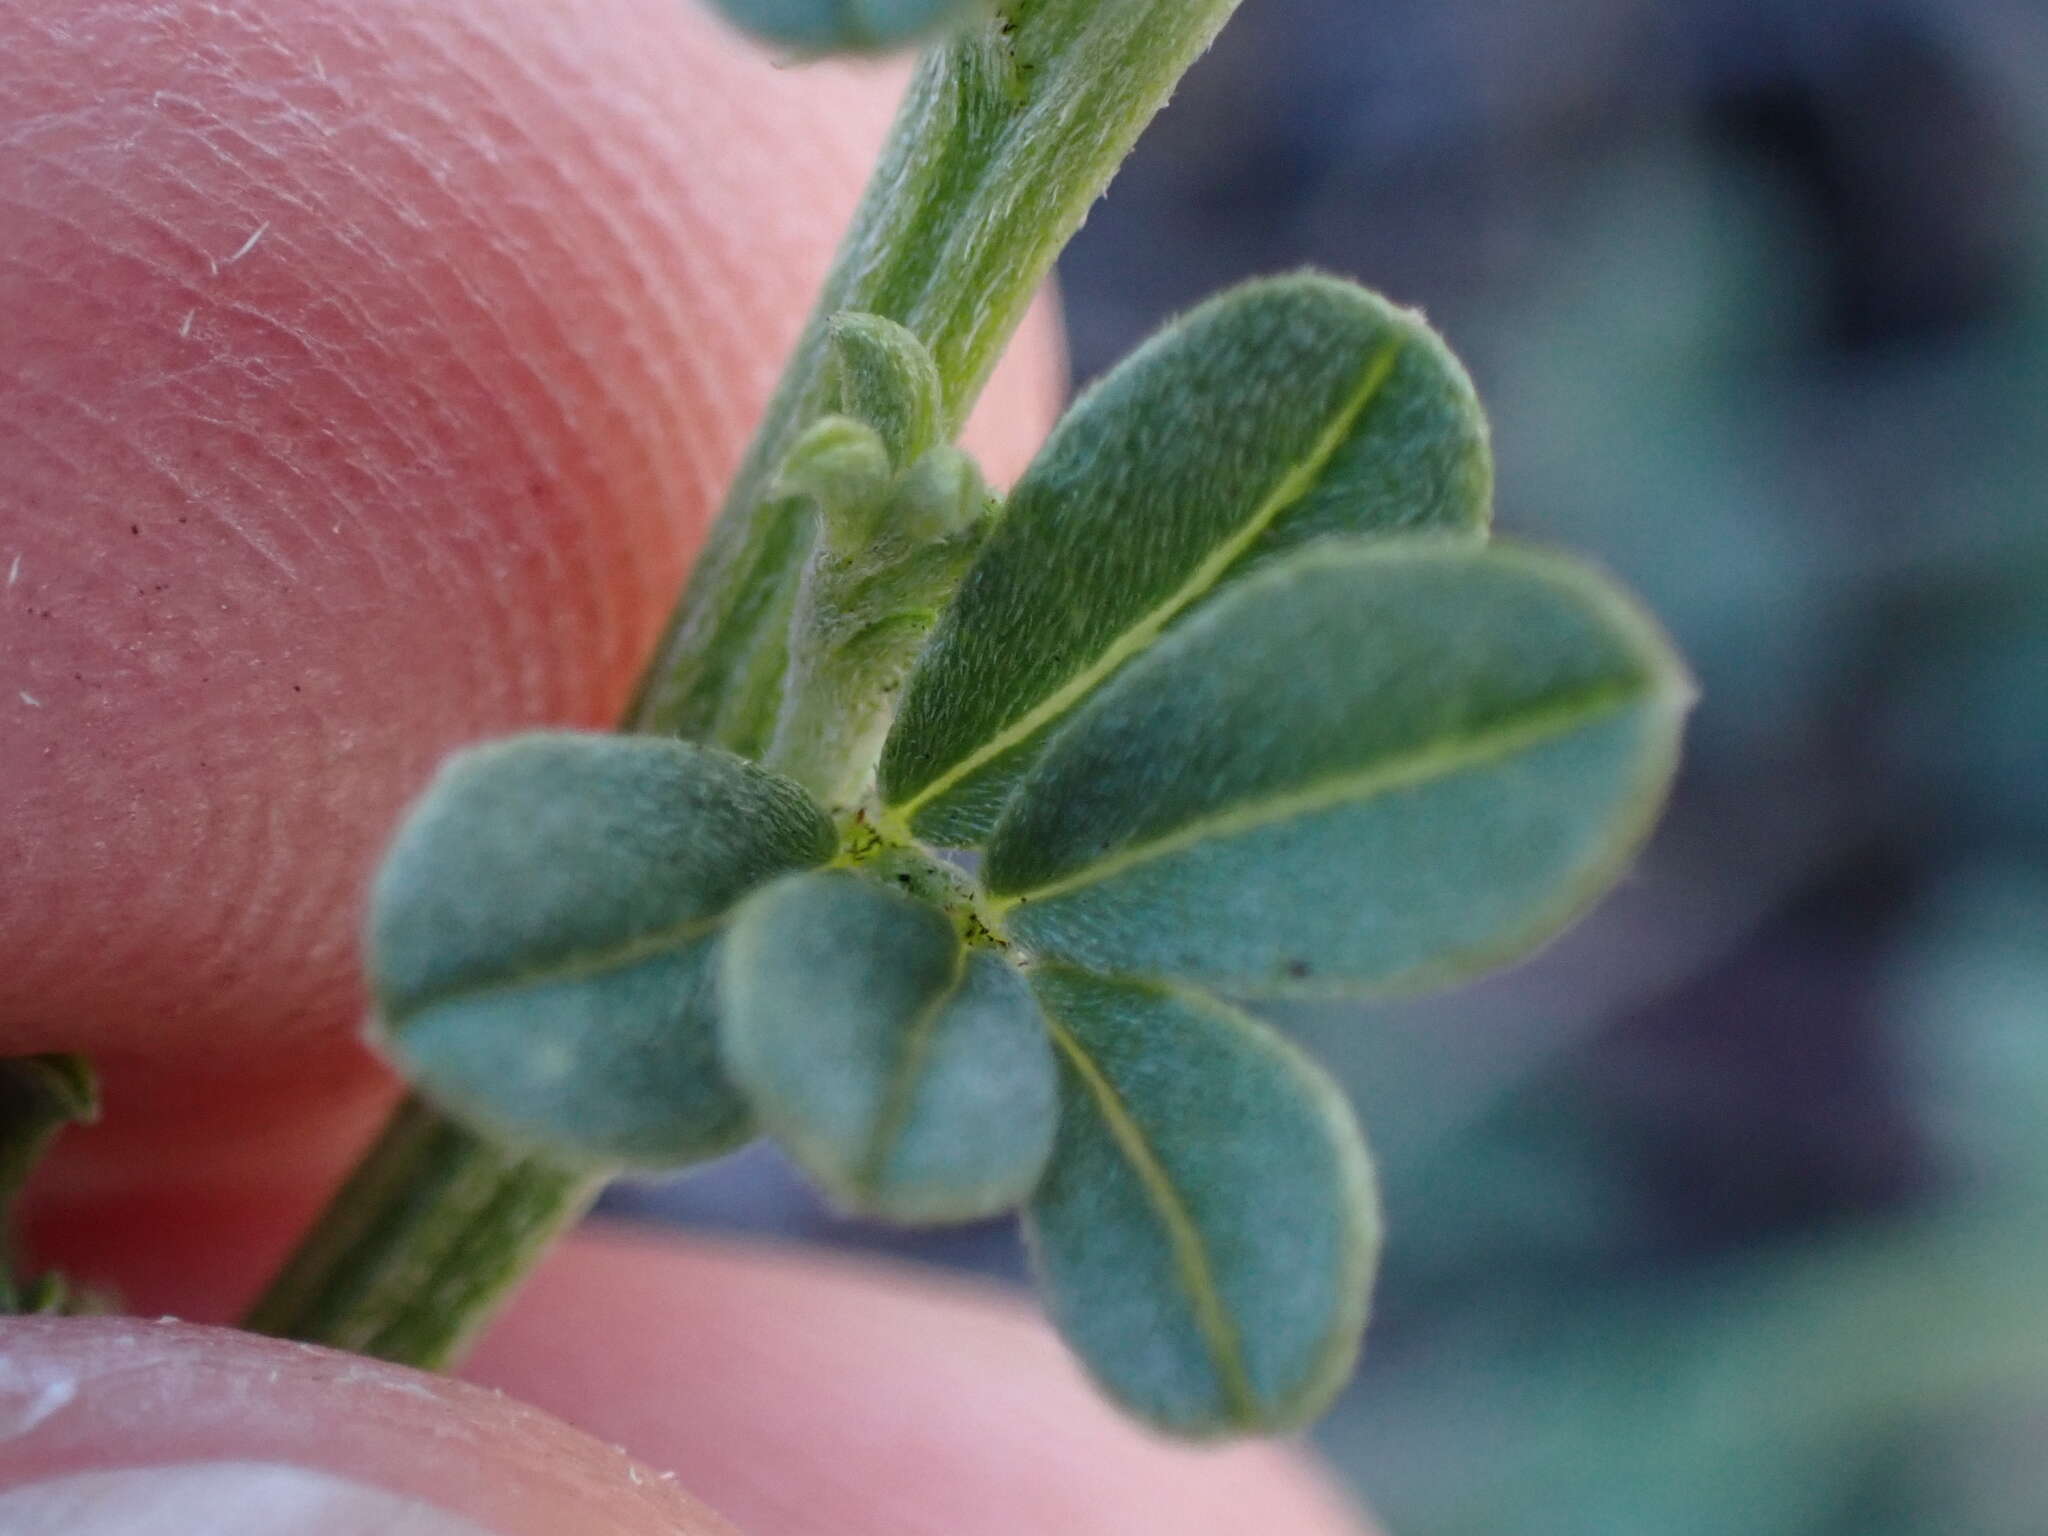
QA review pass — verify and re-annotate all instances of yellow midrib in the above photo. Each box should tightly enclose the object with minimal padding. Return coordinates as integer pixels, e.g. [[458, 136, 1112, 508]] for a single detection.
[[389, 911, 726, 1023], [890, 337, 1406, 825], [989, 680, 1643, 910], [1047, 1016, 1260, 1424]]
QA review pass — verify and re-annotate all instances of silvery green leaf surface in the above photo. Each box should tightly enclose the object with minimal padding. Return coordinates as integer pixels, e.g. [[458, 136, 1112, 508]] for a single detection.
[[704, 0, 985, 55], [828, 311, 944, 469], [878, 272, 1492, 845], [773, 416, 895, 544], [1024, 966, 1379, 1436], [720, 869, 1056, 1221], [985, 540, 1692, 998], [371, 733, 835, 1168]]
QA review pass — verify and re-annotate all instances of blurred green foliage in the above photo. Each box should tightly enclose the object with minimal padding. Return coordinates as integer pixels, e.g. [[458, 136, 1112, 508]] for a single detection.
[[1277, 14, 2048, 1527]]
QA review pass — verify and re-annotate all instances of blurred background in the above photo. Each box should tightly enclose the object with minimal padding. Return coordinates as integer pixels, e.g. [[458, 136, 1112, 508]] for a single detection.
[[610, 1, 2048, 1529]]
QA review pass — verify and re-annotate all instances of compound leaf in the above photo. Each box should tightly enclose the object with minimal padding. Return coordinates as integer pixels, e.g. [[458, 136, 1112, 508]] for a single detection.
[[985, 540, 1692, 997], [721, 869, 1056, 1221], [371, 732, 835, 1167], [880, 272, 1491, 845], [1024, 966, 1379, 1437]]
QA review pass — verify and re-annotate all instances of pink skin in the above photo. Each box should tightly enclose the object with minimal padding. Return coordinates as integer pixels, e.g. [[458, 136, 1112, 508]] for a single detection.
[[0, 1315, 731, 1534], [18, 1203, 1370, 1533], [0, 1232, 1367, 1534], [0, 0, 1374, 1528], [468, 1228, 1369, 1536]]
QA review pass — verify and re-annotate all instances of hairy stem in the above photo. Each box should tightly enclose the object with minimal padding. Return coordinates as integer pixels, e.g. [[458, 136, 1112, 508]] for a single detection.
[[625, 0, 1245, 747], [244, 1095, 601, 1367]]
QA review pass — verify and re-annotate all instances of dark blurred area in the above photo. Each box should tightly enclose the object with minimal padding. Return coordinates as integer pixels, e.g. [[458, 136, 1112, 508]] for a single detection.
[[609, 1, 2048, 1527]]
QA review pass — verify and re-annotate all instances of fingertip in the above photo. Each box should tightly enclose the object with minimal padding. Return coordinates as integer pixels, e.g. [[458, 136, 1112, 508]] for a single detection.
[[14, 1214, 1371, 1533], [0, 1316, 731, 1535]]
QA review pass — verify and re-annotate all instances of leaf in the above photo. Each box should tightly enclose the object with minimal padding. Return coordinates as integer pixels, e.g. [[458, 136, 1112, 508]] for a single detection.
[[720, 868, 1056, 1221], [371, 733, 836, 1168], [705, 0, 986, 55], [879, 272, 1492, 844], [984, 540, 1692, 997], [828, 311, 944, 469], [0, 1055, 98, 1315], [1023, 966, 1379, 1436], [774, 416, 896, 548], [0, 1055, 97, 1208]]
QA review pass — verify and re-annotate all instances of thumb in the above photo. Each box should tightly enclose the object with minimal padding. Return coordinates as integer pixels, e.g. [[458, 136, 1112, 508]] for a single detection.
[[0, 1317, 727, 1534]]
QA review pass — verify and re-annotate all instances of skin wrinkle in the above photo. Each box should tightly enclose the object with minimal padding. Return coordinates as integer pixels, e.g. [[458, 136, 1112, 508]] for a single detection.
[[144, 39, 606, 711], [216, 111, 586, 708], [414, 1, 870, 697], [407, 24, 683, 692], [151, 108, 499, 550], [432, 14, 708, 444], [526, 5, 811, 502], [347, 29, 626, 593], [6, 377, 231, 1001], [30, 145, 503, 717]]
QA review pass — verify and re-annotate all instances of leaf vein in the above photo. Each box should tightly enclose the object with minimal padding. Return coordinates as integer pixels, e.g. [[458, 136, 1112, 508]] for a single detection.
[[1045, 1016, 1259, 1423], [992, 679, 1643, 908], [857, 944, 971, 1193], [388, 914, 727, 1023]]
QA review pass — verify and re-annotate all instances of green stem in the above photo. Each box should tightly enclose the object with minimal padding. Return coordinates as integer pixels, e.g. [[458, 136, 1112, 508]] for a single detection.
[[247, 0, 1243, 1366], [244, 1094, 602, 1367], [624, 0, 1245, 748]]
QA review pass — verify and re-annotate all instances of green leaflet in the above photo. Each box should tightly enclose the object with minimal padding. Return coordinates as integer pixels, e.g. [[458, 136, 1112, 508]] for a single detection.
[[828, 312, 944, 469], [985, 540, 1692, 998], [774, 416, 897, 548], [720, 869, 1056, 1221], [704, 0, 985, 54], [371, 733, 835, 1168], [878, 273, 1492, 845], [1024, 967, 1379, 1437]]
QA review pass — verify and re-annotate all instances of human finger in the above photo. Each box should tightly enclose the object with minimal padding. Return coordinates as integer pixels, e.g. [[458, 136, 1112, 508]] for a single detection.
[[0, 1315, 730, 1534]]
